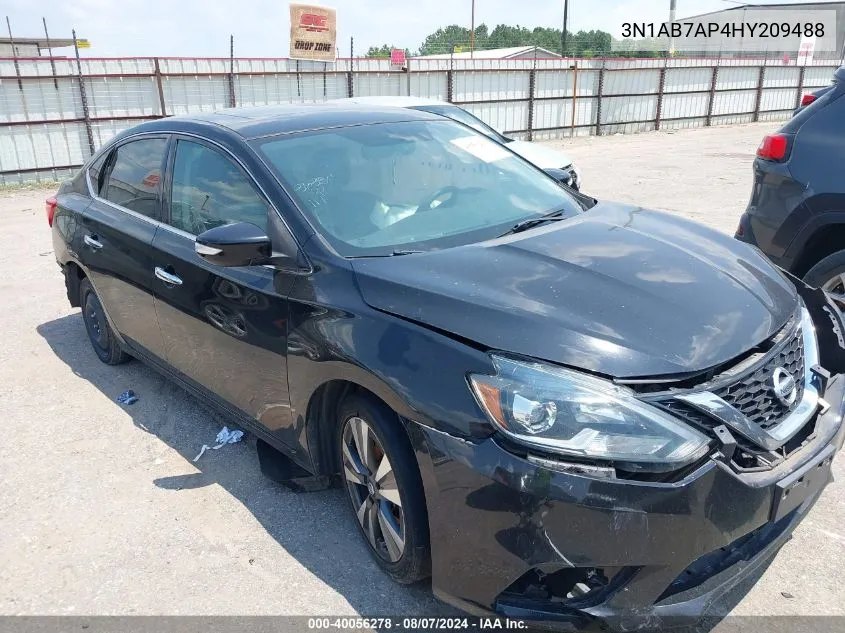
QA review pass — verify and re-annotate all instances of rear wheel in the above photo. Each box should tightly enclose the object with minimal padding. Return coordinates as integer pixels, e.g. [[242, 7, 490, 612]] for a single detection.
[[804, 250, 845, 310], [338, 394, 430, 584], [79, 278, 130, 365]]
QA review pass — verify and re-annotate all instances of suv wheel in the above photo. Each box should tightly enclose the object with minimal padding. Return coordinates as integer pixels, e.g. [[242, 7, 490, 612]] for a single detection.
[[804, 250, 845, 309], [337, 394, 430, 584], [79, 278, 130, 365]]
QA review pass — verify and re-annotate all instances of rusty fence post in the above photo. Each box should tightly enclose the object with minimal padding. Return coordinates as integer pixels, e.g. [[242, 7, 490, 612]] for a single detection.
[[595, 63, 605, 136], [527, 68, 536, 141], [795, 65, 806, 110], [42, 17, 59, 91], [72, 29, 95, 156], [569, 61, 578, 138], [655, 65, 666, 131], [705, 65, 718, 126], [753, 65, 765, 122], [153, 58, 167, 117], [228, 35, 236, 108]]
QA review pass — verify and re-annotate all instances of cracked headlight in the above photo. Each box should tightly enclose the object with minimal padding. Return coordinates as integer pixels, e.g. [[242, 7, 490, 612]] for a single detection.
[[469, 355, 711, 473]]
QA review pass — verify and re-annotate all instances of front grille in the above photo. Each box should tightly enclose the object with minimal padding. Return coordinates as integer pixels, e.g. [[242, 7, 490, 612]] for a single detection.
[[713, 322, 805, 431]]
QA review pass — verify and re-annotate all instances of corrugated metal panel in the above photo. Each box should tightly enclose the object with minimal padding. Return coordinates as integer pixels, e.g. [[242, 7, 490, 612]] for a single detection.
[[534, 97, 596, 130], [760, 88, 798, 112], [0, 77, 82, 122], [603, 69, 660, 95], [162, 76, 230, 114], [763, 66, 800, 88], [601, 95, 658, 123], [454, 71, 530, 101], [662, 92, 709, 119], [712, 89, 757, 115], [715, 67, 759, 90], [664, 67, 712, 93]]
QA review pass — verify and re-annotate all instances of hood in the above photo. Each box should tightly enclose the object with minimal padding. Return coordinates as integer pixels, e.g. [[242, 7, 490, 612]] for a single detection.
[[351, 203, 798, 378], [507, 140, 573, 170]]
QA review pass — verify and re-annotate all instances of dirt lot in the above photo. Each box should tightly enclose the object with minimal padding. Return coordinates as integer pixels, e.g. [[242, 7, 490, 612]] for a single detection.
[[1, 122, 843, 622]]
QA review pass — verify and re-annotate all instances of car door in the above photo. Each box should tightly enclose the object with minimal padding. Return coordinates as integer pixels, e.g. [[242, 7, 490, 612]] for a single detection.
[[151, 136, 298, 439], [78, 135, 169, 360]]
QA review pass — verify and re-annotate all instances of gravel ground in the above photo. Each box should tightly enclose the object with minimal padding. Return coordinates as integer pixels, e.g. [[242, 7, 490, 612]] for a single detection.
[[1, 122, 843, 624]]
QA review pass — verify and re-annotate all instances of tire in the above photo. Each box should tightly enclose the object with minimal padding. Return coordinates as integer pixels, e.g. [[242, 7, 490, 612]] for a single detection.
[[79, 277, 130, 365], [337, 393, 430, 584], [803, 250, 845, 308]]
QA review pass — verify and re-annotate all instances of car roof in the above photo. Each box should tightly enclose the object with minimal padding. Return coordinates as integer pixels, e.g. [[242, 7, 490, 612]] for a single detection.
[[135, 103, 441, 139], [335, 96, 450, 108]]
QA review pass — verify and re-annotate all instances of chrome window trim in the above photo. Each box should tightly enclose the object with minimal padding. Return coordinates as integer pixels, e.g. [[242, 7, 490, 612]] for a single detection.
[[84, 129, 310, 272], [676, 306, 820, 451]]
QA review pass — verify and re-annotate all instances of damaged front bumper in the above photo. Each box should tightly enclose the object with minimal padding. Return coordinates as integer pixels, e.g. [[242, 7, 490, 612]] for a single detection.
[[410, 288, 845, 630]]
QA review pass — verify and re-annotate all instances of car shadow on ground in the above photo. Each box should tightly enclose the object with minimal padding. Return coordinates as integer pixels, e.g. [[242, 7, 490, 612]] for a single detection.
[[37, 312, 457, 620], [37, 312, 772, 631]]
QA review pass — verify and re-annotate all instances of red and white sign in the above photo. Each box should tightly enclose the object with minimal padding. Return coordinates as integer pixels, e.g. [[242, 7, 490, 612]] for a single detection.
[[797, 36, 816, 66], [390, 48, 406, 66]]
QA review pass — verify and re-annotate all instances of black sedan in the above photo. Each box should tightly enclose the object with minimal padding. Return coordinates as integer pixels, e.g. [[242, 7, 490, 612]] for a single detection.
[[48, 104, 845, 629]]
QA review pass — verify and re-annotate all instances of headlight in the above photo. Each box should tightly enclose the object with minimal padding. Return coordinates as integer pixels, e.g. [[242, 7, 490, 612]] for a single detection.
[[468, 355, 711, 473]]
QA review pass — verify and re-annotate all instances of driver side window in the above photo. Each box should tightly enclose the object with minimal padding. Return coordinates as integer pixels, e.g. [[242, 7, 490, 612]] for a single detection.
[[169, 139, 269, 236]]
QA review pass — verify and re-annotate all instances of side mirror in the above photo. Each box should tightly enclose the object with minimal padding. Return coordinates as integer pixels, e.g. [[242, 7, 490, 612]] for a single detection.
[[195, 222, 272, 267], [543, 167, 575, 188]]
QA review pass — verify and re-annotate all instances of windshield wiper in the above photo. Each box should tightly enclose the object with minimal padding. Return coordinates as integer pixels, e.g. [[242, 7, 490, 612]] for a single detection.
[[349, 249, 424, 259], [499, 210, 567, 237]]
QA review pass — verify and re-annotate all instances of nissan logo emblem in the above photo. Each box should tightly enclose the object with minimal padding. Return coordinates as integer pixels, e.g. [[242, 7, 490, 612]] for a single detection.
[[772, 367, 797, 406]]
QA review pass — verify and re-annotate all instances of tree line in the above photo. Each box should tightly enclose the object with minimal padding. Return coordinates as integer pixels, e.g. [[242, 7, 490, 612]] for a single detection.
[[365, 24, 664, 58]]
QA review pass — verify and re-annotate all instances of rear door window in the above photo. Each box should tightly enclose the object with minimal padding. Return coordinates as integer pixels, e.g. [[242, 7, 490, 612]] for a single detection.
[[103, 138, 168, 219]]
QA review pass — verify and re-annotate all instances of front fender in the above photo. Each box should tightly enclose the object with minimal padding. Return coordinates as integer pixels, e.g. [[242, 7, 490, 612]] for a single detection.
[[286, 296, 496, 474]]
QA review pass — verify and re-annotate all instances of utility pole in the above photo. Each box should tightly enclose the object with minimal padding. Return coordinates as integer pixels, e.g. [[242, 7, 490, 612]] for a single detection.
[[561, 0, 569, 57], [470, 0, 475, 58]]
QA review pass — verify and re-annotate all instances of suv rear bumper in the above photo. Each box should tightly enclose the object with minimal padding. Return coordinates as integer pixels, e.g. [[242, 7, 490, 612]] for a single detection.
[[411, 374, 845, 630]]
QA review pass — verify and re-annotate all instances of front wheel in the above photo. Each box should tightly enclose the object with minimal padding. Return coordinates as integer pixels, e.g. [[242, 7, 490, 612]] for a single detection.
[[804, 250, 845, 310], [338, 394, 430, 584]]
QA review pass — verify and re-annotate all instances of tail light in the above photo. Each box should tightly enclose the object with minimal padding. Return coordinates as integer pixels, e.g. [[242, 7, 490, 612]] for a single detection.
[[800, 93, 817, 107], [756, 134, 789, 161], [45, 196, 58, 227]]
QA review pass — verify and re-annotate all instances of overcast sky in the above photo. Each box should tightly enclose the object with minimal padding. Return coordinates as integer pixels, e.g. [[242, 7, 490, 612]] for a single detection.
[[4, 0, 823, 57]]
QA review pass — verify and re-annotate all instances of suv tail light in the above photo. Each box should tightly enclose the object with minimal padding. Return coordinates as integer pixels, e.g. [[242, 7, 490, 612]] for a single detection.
[[800, 93, 817, 107], [756, 134, 789, 161], [45, 197, 57, 227]]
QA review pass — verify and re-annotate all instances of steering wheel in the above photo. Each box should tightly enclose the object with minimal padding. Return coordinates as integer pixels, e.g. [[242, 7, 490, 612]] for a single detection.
[[417, 186, 484, 213]]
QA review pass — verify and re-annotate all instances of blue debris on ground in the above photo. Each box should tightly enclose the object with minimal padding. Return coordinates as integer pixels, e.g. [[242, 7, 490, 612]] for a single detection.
[[116, 390, 139, 405]]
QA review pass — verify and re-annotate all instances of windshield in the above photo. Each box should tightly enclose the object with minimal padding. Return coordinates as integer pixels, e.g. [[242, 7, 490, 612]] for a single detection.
[[414, 104, 510, 144], [254, 119, 580, 257]]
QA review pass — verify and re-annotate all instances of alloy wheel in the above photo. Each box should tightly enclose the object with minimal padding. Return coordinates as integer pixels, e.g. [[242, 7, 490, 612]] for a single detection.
[[822, 273, 845, 310], [341, 416, 405, 563]]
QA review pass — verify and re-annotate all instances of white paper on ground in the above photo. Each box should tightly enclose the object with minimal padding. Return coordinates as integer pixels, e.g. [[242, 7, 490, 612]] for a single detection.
[[193, 426, 245, 462]]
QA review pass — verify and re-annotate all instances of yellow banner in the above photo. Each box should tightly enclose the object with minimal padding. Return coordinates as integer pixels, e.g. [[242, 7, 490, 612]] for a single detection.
[[289, 4, 337, 61]]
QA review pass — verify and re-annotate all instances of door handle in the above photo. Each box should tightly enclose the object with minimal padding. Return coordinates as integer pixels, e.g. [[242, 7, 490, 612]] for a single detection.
[[84, 234, 103, 250], [154, 267, 183, 286]]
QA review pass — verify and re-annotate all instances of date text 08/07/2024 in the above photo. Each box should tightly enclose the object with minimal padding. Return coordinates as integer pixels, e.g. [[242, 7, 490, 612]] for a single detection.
[[622, 21, 825, 39]]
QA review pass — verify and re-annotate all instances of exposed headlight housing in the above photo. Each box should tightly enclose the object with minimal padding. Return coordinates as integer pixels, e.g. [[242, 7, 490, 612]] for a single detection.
[[468, 355, 711, 473]]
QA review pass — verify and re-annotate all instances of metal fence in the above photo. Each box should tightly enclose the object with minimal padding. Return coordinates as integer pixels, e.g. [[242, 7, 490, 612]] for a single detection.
[[0, 55, 839, 184]]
